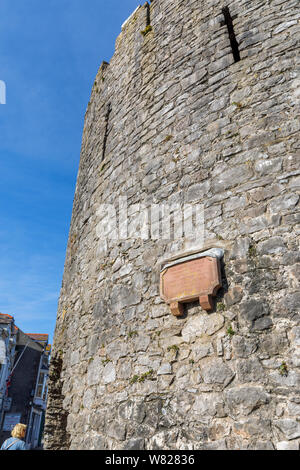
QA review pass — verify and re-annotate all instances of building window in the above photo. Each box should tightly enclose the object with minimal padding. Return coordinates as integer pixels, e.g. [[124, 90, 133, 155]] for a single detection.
[[35, 371, 47, 400]]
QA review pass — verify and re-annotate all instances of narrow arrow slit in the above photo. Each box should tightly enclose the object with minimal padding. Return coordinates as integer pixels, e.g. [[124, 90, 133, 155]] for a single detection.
[[102, 103, 112, 161], [222, 6, 241, 63]]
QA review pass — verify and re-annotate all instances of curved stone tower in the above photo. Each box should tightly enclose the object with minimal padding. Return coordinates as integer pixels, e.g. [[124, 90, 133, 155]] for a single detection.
[[44, 0, 300, 450]]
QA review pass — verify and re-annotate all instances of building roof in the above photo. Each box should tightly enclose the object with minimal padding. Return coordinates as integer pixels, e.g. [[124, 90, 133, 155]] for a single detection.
[[0, 315, 49, 347], [0, 313, 14, 324], [26, 333, 49, 342], [25, 333, 49, 344]]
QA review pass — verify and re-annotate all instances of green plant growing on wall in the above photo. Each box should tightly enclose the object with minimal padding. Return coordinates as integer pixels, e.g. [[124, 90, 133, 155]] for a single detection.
[[99, 161, 109, 174], [152, 330, 161, 338], [129, 375, 139, 384], [167, 344, 179, 353], [130, 370, 154, 384], [138, 369, 154, 382], [227, 325, 235, 337], [128, 330, 138, 338], [141, 25, 153, 36], [232, 101, 243, 109], [102, 357, 111, 366], [217, 302, 226, 312], [248, 244, 257, 258], [278, 362, 288, 376]]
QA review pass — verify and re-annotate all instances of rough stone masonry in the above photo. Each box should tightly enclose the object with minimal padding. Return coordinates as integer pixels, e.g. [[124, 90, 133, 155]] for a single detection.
[[44, 0, 300, 450]]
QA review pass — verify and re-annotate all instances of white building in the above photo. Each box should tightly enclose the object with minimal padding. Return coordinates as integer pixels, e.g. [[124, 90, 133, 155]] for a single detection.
[[0, 315, 50, 449], [0, 314, 16, 429]]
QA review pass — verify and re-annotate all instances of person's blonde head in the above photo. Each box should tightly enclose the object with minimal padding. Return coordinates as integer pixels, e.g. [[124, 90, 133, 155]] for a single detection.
[[11, 423, 27, 439]]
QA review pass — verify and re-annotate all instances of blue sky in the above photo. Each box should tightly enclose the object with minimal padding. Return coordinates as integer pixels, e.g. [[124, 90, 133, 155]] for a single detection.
[[0, 0, 140, 343]]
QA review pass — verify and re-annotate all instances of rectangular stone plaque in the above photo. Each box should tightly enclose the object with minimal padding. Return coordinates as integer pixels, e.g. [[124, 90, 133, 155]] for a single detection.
[[160, 256, 221, 316]]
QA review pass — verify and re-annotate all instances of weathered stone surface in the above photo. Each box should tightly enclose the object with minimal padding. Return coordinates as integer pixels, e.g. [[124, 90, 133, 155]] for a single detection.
[[92, 299, 107, 319], [236, 358, 265, 383], [248, 440, 274, 450], [123, 438, 145, 450], [193, 393, 225, 419], [102, 362, 116, 384], [106, 340, 129, 361], [70, 350, 80, 367], [232, 336, 258, 358], [254, 158, 282, 176], [278, 293, 300, 318], [118, 400, 146, 424], [191, 340, 214, 360], [274, 419, 300, 440], [269, 194, 299, 214], [276, 440, 299, 450], [212, 165, 253, 193], [132, 334, 151, 353], [257, 237, 286, 255], [225, 386, 270, 416], [199, 439, 227, 450], [109, 285, 141, 313], [91, 435, 107, 450], [186, 181, 210, 203], [259, 333, 289, 356], [291, 327, 300, 346], [269, 370, 300, 387], [106, 421, 126, 441], [287, 401, 300, 417], [233, 418, 271, 439], [239, 299, 269, 323], [224, 287, 243, 307], [229, 238, 251, 260], [82, 388, 95, 410], [252, 316, 273, 331], [182, 313, 225, 342], [87, 357, 103, 386], [239, 299, 271, 331], [201, 358, 235, 387], [157, 363, 172, 375]]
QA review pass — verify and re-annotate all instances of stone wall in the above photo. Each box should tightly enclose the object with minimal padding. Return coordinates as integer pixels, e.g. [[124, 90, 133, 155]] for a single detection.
[[44, 0, 300, 450]]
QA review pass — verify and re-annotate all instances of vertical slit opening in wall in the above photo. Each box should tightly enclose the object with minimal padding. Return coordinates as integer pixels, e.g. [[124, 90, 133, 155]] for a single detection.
[[146, 2, 151, 26], [102, 103, 112, 162], [222, 6, 241, 63]]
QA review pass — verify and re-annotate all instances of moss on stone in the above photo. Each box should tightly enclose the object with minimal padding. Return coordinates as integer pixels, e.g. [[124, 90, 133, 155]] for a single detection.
[[278, 362, 288, 376], [248, 244, 257, 258], [141, 25, 153, 36], [217, 302, 226, 312]]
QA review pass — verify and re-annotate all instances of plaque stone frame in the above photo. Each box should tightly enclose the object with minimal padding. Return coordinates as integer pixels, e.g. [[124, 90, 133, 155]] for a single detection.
[[160, 249, 223, 316]]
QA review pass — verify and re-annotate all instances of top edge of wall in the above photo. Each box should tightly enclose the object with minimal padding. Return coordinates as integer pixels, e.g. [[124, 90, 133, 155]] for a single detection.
[[121, 5, 142, 29]]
